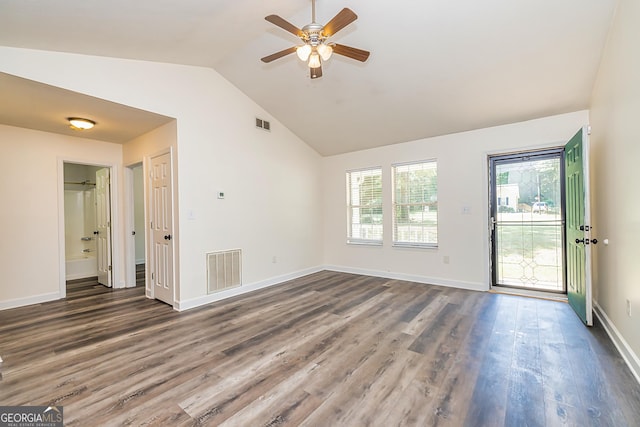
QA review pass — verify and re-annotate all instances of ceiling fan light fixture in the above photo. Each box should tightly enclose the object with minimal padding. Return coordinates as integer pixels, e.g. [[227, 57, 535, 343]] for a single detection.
[[308, 52, 321, 69], [262, 3, 369, 79], [296, 44, 312, 61], [67, 117, 96, 130], [317, 43, 333, 61]]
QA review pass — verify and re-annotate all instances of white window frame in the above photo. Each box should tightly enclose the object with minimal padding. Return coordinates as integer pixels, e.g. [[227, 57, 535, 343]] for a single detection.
[[346, 167, 383, 245], [392, 160, 438, 248]]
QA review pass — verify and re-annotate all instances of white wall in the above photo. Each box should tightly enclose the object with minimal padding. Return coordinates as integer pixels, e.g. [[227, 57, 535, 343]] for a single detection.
[[0, 124, 123, 309], [322, 111, 589, 290], [0, 47, 324, 308], [589, 0, 640, 376]]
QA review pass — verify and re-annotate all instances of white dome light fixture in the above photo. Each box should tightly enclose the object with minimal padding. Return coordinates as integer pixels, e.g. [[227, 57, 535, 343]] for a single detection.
[[68, 117, 96, 130]]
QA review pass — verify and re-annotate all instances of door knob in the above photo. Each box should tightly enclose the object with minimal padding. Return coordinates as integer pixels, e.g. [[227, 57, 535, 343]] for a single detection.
[[575, 238, 585, 244], [590, 238, 598, 245], [93, 231, 99, 235], [164, 235, 172, 240]]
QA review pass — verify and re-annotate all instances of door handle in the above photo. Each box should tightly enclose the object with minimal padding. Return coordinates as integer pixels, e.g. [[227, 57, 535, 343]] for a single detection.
[[94, 231, 99, 235], [164, 235, 172, 241], [576, 238, 598, 245]]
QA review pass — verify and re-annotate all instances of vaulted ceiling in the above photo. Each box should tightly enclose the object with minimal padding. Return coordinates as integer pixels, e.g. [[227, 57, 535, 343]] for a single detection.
[[0, 0, 618, 155]]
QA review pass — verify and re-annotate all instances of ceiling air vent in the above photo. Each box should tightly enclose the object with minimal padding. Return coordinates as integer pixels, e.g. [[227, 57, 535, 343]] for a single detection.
[[255, 117, 271, 132]]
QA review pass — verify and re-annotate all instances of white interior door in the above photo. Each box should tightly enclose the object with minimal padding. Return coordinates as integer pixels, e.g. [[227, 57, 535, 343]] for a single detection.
[[96, 168, 112, 287], [150, 152, 174, 305]]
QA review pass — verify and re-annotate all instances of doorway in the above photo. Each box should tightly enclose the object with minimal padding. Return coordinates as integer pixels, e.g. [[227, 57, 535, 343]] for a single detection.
[[63, 162, 113, 288], [132, 164, 146, 287], [489, 149, 565, 293]]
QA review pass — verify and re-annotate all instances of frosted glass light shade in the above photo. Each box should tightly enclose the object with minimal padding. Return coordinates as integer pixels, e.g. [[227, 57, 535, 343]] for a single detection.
[[308, 53, 321, 68], [68, 118, 96, 130], [296, 44, 312, 61], [317, 43, 333, 61]]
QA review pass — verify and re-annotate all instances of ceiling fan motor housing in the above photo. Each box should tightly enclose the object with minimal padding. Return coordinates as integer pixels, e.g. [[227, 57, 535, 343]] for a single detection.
[[302, 23, 324, 46]]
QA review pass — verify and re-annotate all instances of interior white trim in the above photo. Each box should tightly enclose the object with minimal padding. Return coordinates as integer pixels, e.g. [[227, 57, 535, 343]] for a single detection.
[[324, 265, 488, 292], [175, 266, 324, 311], [0, 292, 60, 311], [489, 287, 568, 302], [593, 301, 640, 385], [124, 165, 136, 288], [57, 159, 67, 299]]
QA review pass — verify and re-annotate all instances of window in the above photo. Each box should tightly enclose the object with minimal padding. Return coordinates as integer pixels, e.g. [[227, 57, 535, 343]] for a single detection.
[[346, 168, 383, 244], [392, 160, 438, 246]]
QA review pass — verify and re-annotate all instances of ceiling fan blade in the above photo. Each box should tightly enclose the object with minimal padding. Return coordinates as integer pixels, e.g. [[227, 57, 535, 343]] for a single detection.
[[322, 8, 358, 37], [332, 44, 370, 62], [310, 65, 323, 79], [261, 46, 297, 63], [265, 15, 304, 37]]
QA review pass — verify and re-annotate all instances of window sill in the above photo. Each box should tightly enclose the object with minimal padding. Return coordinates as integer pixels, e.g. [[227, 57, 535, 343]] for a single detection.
[[347, 240, 383, 247], [392, 242, 438, 249]]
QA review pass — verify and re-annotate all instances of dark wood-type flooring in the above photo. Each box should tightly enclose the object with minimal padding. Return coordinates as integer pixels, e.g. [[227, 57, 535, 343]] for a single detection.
[[1, 271, 639, 426]]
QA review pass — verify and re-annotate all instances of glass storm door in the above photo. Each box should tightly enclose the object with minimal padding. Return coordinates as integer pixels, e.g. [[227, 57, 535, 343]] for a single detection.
[[490, 150, 565, 292]]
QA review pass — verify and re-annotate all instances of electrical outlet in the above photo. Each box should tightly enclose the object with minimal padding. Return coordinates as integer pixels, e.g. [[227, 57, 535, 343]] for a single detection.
[[627, 299, 632, 317], [272, 256, 277, 264], [443, 255, 450, 264]]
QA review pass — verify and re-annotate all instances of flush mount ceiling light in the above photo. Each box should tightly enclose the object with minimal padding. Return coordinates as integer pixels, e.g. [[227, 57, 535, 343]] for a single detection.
[[261, 0, 370, 79], [67, 117, 96, 130]]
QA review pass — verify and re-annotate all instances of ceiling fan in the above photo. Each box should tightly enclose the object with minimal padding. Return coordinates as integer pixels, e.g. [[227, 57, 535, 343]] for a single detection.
[[261, 0, 370, 79]]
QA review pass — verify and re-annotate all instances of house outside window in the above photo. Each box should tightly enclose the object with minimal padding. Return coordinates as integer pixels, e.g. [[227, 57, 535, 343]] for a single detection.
[[346, 167, 383, 244], [392, 160, 438, 247]]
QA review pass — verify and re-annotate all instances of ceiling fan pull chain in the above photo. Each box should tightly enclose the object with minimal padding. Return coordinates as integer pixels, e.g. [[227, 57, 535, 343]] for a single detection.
[[312, 0, 316, 23]]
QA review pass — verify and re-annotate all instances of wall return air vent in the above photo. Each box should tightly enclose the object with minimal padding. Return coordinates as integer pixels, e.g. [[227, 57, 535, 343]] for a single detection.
[[207, 249, 242, 294]]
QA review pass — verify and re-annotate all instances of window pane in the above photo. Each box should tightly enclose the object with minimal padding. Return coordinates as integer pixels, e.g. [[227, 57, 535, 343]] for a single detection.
[[392, 161, 437, 245], [347, 168, 383, 243]]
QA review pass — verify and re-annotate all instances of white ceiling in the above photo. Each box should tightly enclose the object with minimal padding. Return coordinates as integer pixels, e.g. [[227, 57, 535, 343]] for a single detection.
[[0, 0, 617, 155], [0, 73, 174, 143]]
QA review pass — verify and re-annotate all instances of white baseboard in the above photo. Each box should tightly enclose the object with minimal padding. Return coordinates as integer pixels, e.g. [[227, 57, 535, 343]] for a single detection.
[[594, 301, 640, 385], [175, 265, 488, 311], [324, 265, 488, 292], [174, 266, 324, 311], [65, 272, 97, 281], [0, 292, 61, 311]]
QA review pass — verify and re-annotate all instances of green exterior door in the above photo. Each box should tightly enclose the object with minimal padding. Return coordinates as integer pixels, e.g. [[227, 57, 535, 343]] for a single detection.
[[565, 126, 593, 326]]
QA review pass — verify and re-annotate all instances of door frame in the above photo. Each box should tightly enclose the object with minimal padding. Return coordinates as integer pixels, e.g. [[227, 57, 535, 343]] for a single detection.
[[57, 158, 120, 298], [487, 146, 567, 294], [124, 162, 145, 289]]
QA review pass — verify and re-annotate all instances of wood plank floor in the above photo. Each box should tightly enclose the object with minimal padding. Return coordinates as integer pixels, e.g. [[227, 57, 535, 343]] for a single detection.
[[0, 271, 639, 426]]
